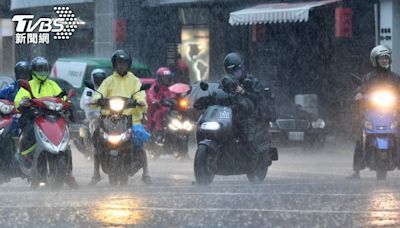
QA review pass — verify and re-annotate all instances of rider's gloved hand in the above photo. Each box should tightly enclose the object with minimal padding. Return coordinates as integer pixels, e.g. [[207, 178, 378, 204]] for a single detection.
[[137, 101, 146, 107], [20, 99, 32, 107]]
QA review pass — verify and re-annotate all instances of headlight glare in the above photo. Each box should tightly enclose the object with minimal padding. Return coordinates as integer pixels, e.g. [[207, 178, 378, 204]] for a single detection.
[[0, 102, 14, 114], [109, 98, 125, 112], [312, 119, 326, 128], [200, 122, 220, 130]]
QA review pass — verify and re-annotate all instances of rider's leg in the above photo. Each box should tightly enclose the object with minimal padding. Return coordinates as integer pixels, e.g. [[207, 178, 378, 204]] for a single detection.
[[348, 130, 365, 179], [89, 128, 102, 185], [135, 145, 151, 185]]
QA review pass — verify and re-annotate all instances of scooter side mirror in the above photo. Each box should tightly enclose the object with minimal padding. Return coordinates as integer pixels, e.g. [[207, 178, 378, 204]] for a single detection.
[[18, 79, 34, 98], [18, 79, 32, 93], [351, 73, 361, 85], [84, 80, 95, 91], [200, 81, 209, 91], [140, 83, 151, 91], [67, 88, 77, 99]]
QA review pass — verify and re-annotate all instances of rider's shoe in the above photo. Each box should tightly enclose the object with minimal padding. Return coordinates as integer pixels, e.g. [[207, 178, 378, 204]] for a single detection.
[[141, 175, 152, 185], [65, 175, 79, 189], [88, 174, 101, 186], [346, 172, 361, 180]]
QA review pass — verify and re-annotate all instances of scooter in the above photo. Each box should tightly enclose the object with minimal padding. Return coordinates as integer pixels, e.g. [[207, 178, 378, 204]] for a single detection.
[[86, 81, 151, 186], [360, 85, 400, 180], [15, 80, 76, 189], [147, 83, 194, 160], [193, 81, 278, 185], [0, 99, 22, 183]]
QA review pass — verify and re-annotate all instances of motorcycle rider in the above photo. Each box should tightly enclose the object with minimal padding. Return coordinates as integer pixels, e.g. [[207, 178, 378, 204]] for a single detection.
[[221, 52, 270, 178], [79, 69, 107, 185], [90, 49, 152, 185], [80, 69, 107, 121], [78, 69, 107, 154], [348, 45, 400, 179], [14, 56, 79, 189], [0, 61, 32, 183], [0, 61, 31, 135], [145, 67, 175, 143]]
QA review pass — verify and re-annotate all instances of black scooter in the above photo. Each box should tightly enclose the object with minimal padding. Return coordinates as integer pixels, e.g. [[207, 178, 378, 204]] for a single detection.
[[86, 82, 151, 186], [193, 81, 278, 185]]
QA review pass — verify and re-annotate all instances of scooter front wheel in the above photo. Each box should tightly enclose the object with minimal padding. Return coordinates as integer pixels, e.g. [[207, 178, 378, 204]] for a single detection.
[[194, 144, 215, 185], [375, 149, 388, 180], [247, 166, 268, 184]]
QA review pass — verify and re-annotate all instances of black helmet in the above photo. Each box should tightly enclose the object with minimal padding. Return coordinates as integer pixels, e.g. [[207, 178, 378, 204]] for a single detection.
[[15, 61, 31, 81], [223, 52, 243, 73], [91, 69, 107, 88], [111, 49, 132, 69], [31, 56, 50, 81]]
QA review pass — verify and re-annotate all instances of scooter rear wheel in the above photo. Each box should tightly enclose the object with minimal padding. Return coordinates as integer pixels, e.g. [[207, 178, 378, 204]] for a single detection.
[[247, 166, 268, 184], [194, 144, 215, 185]]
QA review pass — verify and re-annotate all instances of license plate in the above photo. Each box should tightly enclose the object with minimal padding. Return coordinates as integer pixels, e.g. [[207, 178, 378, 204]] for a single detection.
[[288, 132, 304, 141], [110, 150, 119, 156]]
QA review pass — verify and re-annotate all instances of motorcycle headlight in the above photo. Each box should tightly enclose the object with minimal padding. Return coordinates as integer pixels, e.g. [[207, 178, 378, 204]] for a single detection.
[[391, 121, 398, 129], [200, 122, 220, 130], [109, 98, 125, 112], [312, 119, 326, 129], [370, 90, 396, 109], [43, 101, 63, 111], [168, 118, 182, 131], [0, 102, 14, 115], [183, 120, 193, 131], [103, 130, 130, 144], [365, 121, 373, 130], [55, 103, 63, 111]]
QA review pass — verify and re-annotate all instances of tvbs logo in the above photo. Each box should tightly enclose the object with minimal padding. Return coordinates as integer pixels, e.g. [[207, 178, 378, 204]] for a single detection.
[[12, 6, 82, 44], [13, 15, 64, 33]]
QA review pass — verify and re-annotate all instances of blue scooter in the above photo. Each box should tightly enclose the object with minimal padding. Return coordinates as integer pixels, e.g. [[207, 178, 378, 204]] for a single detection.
[[362, 86, 399, 180]]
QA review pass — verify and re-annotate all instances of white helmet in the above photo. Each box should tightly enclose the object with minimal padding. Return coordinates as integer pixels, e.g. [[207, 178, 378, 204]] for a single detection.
[[370, 45, 392, 68], [91, 69, 107, 89]]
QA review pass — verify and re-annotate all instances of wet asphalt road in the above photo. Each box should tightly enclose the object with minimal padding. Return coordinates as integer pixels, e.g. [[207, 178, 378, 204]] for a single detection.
[[1, 136, 400, 227]]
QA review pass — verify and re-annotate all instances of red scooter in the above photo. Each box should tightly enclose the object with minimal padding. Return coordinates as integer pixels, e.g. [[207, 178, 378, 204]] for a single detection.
[[0, 99, 21, 183], [15, 80, 76, 189]]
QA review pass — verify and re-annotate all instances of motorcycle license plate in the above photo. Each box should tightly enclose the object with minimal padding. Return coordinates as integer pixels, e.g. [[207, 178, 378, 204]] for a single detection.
[[288, 132, 304, 141], [110, 150, 119, 156]]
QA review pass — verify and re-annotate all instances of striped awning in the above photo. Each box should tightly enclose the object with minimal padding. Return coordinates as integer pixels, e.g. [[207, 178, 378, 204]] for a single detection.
[[10, 0, 93, 10], [229, 0, 341, 25]]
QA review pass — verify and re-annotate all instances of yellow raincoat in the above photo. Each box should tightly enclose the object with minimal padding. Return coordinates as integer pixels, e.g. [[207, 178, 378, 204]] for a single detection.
[[14, 77, 63, 109], [95, 71, 148, 124]]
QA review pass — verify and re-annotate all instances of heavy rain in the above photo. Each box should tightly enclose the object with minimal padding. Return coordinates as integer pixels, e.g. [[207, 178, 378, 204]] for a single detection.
[[0, 0, 399, 227]]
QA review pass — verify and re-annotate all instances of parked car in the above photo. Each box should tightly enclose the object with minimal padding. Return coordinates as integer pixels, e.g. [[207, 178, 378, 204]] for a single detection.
[[269, 89, 327, 147], [49, 57, 155, 132], [187, 82, 327, 148]]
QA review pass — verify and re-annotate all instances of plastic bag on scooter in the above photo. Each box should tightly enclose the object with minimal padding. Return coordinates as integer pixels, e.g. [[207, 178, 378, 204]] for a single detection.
[[131, 124, 150, 148]]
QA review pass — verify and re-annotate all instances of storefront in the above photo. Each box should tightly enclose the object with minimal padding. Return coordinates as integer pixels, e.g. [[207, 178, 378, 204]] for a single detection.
[[378, 0, 400, 74]]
